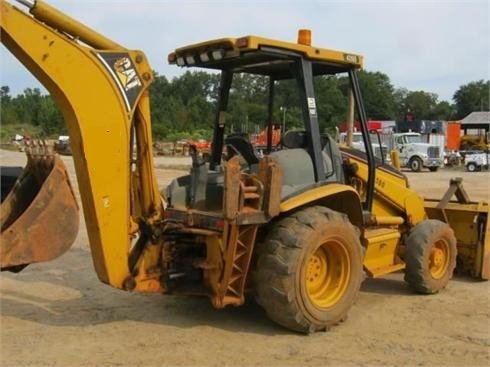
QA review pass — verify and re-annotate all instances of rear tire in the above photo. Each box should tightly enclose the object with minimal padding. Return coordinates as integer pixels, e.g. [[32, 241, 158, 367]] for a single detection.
[[404, 220, 457, 294], [254, 206, 363, 333]]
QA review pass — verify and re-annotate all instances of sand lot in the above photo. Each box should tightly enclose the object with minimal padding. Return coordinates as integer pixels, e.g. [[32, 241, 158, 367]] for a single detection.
[[1, 149, 489, 366]]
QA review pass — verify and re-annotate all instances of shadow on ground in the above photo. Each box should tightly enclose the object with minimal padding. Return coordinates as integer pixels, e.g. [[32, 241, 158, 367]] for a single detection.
[[0, 248, 289, 335]]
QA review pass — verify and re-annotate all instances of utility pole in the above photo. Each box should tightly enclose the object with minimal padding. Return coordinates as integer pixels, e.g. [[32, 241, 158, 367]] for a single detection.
[[280, 106, 287, 133], [346, 88, 355, 146]]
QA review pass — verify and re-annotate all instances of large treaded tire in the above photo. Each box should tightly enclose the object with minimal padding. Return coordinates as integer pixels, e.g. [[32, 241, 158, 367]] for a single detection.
[[254, 206, 363, 333], [404, 220, 457, 294]]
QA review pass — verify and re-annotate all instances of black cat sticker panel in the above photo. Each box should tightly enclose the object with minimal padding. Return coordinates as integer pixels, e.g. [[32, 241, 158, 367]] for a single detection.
[[96, 52, 143, 112]]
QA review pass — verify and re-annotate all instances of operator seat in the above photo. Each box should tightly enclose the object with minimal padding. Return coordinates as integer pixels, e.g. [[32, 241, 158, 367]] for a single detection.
[[280, 130, 342, 182], [225, 134, 259, 167], [270, 130, 315, 197], [322, 135, 345, 183], [281, 130, 307, 149]]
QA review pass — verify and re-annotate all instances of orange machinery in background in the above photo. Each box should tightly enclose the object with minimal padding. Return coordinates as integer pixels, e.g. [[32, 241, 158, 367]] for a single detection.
[[446, 121, 461, 151]]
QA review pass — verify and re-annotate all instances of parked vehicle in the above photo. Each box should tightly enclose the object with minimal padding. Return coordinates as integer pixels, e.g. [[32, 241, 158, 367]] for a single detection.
[[465, 151, 490, 172], [392, 133, 443, 172], [339, 132, 389, 162], [1, 0, 488, 335], [53, 135, 72, 155]]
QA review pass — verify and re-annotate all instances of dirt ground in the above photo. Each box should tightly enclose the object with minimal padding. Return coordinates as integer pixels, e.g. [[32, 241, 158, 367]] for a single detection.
[[1, 149, 489, 366]]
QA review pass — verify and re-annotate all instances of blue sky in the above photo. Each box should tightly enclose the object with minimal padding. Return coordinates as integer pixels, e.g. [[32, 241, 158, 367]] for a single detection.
[[1, 0, 488, 102]]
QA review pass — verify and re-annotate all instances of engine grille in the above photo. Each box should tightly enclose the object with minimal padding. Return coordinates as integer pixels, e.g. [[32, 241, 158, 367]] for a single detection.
[[428, 146, 440, 158]]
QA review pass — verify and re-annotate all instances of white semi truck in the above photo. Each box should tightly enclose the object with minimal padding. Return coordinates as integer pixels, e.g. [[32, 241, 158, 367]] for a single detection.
[[339, 132, 389, 162], [392, 133, 443, 172]]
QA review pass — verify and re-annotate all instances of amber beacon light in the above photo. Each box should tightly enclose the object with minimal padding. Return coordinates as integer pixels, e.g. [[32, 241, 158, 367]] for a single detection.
[[297, 29, 311, 46]]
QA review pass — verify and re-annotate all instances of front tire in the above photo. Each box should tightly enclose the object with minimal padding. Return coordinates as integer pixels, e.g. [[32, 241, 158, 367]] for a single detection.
[[404, 220, 457, 294], [409, 157, 423, 172], [428, 167, 439, 172], [466, 162, 477, 172], [254, 206, 363, 333]]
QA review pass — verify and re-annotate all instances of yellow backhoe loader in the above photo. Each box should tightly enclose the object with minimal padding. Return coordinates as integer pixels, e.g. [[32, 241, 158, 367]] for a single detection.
[[1, 0, 488, 333]]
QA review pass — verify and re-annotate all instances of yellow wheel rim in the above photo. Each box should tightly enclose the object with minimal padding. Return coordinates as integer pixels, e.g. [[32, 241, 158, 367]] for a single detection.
[[305, 240, 351, 308], [429, 239, 449, 279]]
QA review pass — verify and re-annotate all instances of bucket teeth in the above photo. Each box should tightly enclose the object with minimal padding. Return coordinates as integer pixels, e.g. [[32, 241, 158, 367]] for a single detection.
[[25, 141, 57, 175], [25, 140, 55, 158]]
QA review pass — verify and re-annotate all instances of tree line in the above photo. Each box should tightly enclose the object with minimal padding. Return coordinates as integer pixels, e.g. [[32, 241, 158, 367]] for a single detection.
[[1, 72, 488, 141]]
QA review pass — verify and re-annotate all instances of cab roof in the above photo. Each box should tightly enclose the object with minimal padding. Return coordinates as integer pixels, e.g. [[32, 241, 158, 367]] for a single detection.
[[168, 32, 363, 79]]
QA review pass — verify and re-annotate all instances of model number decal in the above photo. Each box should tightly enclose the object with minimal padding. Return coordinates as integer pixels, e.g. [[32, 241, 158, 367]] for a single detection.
[[308, 98, 317, 116], [375, 176, 386, 189]]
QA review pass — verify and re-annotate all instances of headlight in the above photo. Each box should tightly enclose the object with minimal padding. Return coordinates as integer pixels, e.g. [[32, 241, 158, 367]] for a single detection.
[[176, 57, 185, 66]]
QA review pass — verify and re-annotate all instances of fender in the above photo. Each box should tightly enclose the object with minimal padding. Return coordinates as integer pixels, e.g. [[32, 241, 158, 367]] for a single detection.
[[280, 184, 363, 229]]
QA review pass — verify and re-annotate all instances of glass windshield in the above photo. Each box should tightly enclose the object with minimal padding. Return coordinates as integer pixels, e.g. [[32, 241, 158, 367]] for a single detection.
[[405, 135, 422, 144], [351, 134, 381, 145], [352, 134, 363, 142]]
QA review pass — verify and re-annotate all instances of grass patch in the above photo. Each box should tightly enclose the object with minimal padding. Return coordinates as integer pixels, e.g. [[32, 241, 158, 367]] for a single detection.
[[0, 123, 46, 142]]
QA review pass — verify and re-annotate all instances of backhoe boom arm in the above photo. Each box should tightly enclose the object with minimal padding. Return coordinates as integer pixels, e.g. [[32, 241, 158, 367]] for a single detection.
[[0, 0, 165, 290]]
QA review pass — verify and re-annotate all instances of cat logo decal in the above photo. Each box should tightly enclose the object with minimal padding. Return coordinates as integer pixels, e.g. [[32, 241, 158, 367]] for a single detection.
[[96, 52, 143, 112], [113, 57, 142, 92]]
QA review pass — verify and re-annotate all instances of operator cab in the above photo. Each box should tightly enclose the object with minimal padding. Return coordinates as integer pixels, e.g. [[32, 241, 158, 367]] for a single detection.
[[166, 30, 375, 211]]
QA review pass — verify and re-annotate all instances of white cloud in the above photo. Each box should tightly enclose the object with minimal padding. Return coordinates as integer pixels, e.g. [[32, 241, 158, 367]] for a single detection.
[[1, 0, 488, 102]]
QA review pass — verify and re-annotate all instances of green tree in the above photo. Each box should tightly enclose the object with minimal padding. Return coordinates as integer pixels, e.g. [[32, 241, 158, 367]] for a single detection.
[[0, 86, 18, 125], [338, 70, 397, 123], [37, 96, 65, 136], [4, 70, 485, 142], [149, 73, 171, 124], [186, 95, 214, 130], [431, 101, 455, 120], [393, 87, 409, 120], [149, 71, 218, 139], [453, 80, 489, 119], [402, 90, 439, 120], [394, 89, 455, 121], [315, 75, 348, 130], [227, 74, 269, 132], [171, 71, 218, 105], [15, 88, 43, 125], [273, 79, 301, 130], [357, 70, 396, 120]]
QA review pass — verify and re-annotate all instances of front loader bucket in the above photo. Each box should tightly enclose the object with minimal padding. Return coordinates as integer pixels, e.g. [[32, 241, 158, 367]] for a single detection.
[[1, 144, 79, 272], [424, 178, 489, 280]]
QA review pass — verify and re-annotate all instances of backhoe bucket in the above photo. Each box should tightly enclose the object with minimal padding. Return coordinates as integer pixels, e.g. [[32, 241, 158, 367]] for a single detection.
[[1, 144, 79, 272]]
